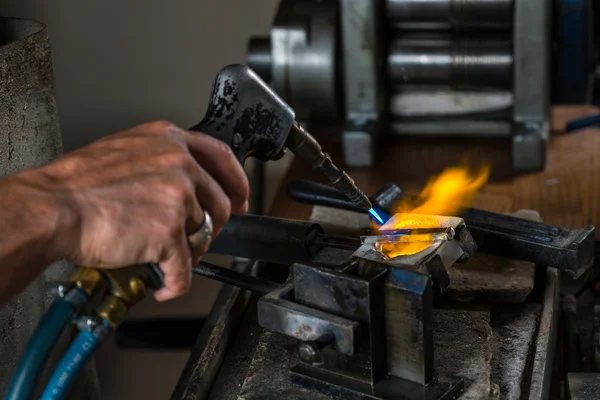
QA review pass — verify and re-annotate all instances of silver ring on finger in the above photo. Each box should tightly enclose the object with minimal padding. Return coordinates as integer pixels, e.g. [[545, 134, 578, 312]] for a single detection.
[[187, 210, 214, 249]]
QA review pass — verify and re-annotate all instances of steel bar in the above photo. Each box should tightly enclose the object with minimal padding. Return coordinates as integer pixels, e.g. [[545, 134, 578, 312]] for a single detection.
[[193, 262, 278, 296]]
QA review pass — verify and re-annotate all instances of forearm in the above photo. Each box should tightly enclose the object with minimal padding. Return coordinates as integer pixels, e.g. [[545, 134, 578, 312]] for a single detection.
[[0, 169, 75, 306]]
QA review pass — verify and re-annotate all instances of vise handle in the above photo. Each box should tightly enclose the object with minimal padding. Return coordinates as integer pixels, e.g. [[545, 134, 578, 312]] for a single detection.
[[287, 179, 595, 279]]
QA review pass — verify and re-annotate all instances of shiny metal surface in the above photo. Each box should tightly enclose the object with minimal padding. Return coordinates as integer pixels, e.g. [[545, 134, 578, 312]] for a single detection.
[[246, 37, 272, 83], [511, 0, 551, 172], [385, 269, 433, 385], [257, 282, 360, 356], [340, 0, 386, 168], [389, 90, 512, 118], [267, 0, 339, 121], [391, 120, 512, 137], [388, 37, 513, 88], [386, 0, 513, 30]]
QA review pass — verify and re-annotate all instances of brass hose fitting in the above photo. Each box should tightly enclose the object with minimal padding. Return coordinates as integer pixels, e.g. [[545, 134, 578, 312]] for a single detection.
[[96, 295, 128, 328], [68, 267, 105, 297]]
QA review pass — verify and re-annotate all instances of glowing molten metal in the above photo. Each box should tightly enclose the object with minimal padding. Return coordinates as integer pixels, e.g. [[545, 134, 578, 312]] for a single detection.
[[377, 162, 490, 259]]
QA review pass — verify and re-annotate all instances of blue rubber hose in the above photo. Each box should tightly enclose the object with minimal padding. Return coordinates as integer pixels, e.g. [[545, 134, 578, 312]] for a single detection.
[[5, 296, 80, 400], [39, 330, 101, 400]]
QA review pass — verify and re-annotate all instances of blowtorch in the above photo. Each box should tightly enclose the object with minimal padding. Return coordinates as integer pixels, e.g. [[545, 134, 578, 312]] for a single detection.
[[190, 64, 384, 224], [5, 64, 379, 400]]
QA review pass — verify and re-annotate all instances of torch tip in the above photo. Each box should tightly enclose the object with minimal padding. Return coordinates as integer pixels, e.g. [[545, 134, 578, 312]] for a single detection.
[[368, 208, 387, 225]]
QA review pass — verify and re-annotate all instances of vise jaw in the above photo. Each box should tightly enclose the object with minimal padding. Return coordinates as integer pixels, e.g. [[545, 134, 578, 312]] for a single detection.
[[256, 261, 467, 399]]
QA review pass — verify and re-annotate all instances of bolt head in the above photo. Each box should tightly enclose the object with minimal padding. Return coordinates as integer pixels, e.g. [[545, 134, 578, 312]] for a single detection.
[[298, 343, 317, 361], [298, 342, 323, 365]]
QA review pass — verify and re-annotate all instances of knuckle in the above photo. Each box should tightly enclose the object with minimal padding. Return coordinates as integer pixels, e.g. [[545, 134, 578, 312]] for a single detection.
[[209, 135, 234, 155], [172, 152, 199, 173], [151, 120, 177, 133], [162, 174, 195, 202], [164, 216, 185, 237]]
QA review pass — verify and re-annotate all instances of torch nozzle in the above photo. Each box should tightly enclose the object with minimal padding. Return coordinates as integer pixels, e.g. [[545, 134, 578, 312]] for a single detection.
[[286, 122, 373, 212], [369, 208, 386, 225]]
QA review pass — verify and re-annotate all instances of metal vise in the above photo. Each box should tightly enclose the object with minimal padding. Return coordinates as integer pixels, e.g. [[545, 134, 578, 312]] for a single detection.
[[254, 218, 477, 399]]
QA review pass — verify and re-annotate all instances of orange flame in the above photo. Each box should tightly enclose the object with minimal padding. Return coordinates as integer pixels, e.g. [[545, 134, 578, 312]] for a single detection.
[[377, 161, 490, 258]]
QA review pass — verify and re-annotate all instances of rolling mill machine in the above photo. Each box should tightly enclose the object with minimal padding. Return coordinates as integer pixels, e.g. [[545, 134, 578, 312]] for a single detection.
[[246, 0, 594, 172]]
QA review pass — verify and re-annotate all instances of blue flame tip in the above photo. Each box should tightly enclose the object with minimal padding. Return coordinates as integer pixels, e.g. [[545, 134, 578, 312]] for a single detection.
[[368, 208, 386, 225]]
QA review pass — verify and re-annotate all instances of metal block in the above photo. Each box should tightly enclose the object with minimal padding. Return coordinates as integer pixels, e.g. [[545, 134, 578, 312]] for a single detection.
[[512, 122, 548, 173], [269, 0, 339, 121], [343, 131, 375, 168], [257, 282, 360, 355], [291, 262, 389, 385], [385, 269, 433, 385], [293, 263, 387, 323]]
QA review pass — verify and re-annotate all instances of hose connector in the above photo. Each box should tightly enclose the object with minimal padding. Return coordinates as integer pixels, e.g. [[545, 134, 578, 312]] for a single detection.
[[96, 295, 129, 329], [68, 267, 105, 298]]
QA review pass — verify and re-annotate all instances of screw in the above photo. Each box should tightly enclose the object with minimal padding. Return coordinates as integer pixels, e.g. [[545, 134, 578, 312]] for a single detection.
[[76, 317, 99, 332], [50, 284, 69, 298], [297, 333, 334, 366]]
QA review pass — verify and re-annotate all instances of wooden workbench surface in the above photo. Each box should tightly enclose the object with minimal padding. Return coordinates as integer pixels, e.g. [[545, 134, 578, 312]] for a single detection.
[[268, 106, 600, 229]]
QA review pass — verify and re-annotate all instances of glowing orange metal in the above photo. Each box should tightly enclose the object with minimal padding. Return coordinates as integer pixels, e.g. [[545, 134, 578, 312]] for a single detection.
[[376, 161, 490, 258]]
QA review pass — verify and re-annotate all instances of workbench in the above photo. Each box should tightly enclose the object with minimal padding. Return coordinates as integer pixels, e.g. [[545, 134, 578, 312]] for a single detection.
[[172, 106, 600, 400]]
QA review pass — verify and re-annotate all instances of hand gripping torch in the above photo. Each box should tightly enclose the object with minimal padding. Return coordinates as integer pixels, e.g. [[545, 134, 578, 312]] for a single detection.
[[6, 64, 376, 400], [190, 64, 382, 222]]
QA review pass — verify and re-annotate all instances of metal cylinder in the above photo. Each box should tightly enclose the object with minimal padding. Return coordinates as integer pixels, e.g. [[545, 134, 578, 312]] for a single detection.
[[0, 17, 99, 399], [207, 214, 324, 265], [386, 0, 513, 30], [268, 0, 339, 121], [247, 37, 272, 83], [388, 37, 513, 88]]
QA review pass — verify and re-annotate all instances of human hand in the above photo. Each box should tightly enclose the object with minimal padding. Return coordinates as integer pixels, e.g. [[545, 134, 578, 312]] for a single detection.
[[35, 121, 249, 301]]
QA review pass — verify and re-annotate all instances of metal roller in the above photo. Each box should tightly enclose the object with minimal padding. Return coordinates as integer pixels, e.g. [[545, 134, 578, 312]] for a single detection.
[[386, 0, 514, 30], [247, 0, 340, 122], [247, 37, 272, 83], [388, 37, 513, 88]]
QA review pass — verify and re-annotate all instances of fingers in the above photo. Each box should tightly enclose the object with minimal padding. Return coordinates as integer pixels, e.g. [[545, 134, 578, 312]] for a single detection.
[[154, 233, 193, 302], [177, 163, 231, 235], [185, 132, 250, 215]]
